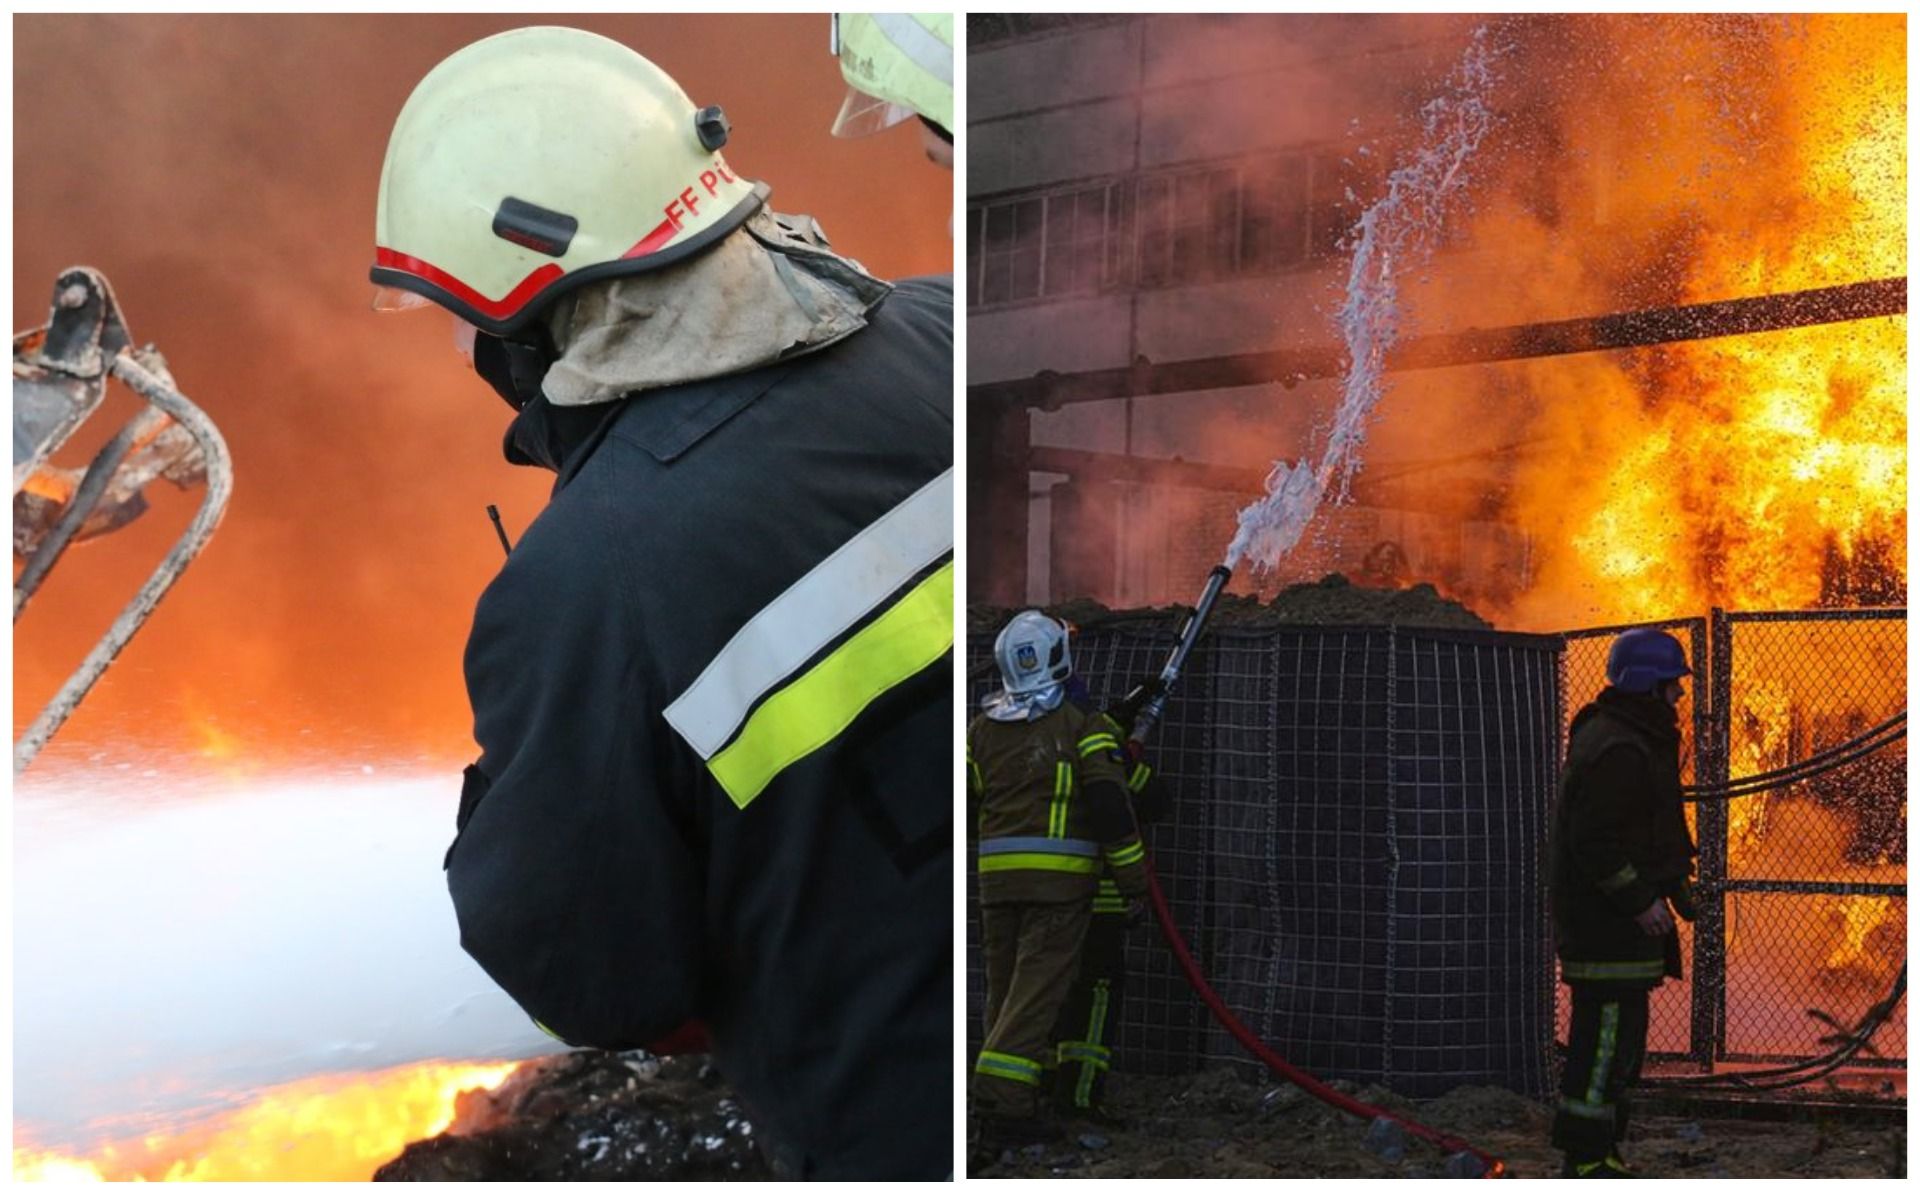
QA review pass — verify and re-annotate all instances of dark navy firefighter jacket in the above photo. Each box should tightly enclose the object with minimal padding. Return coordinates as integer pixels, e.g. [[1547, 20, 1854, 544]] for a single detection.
[[444, 278, 953, 1180]]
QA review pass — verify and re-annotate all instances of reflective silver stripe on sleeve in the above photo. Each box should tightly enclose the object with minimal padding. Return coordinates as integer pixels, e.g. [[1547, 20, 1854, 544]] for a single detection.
[[978, 836, 1100, 857], [870, 14, 954, 85], [665, 468, 955, 760]]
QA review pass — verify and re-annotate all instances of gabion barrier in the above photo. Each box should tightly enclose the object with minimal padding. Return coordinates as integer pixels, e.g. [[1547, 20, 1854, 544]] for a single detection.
[[967, 623, 1562, 1099]]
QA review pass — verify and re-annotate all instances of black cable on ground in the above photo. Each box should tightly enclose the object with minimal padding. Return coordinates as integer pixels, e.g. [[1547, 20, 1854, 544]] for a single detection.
[[1641, 963, 1905, 1093]]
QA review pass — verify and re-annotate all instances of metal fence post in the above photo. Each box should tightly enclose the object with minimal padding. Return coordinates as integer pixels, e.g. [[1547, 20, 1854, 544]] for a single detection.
[[1691, 608, 1733, 1068]]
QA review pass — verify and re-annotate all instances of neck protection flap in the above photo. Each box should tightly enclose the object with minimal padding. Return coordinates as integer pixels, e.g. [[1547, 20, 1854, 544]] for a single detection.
[[536, 209, 892, 407], [982, 684, 1066, 724]]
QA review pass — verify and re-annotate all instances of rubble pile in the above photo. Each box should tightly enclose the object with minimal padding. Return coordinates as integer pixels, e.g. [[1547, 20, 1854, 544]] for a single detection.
[[969, 574, 1492, 637], [375, 1053, 771, 1182]]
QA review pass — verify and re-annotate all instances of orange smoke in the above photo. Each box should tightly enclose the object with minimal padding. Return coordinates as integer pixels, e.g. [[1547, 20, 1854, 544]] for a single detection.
[[11, 1059, 518, 1183]]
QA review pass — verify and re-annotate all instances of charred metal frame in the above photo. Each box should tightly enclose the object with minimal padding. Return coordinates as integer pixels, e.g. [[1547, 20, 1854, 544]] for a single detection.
[[13, 269, 234, 773], [969, 276, 1907, 605]]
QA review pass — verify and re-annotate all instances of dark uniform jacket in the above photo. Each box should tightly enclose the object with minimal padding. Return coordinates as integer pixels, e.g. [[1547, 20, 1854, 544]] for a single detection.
[[445, 278, 953, 1180], [1549, 687, 1697, 985], [1095, 747, 1169, 914], [968, 702, 1149, 905]]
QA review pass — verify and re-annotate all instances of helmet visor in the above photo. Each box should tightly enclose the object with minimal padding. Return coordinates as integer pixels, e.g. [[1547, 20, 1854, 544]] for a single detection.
[[370, 283, 436, 313], [830, 86, 915, 138]]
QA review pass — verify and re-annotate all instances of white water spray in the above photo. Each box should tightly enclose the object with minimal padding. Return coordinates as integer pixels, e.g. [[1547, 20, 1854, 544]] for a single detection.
[[1226, 29, 1505, 572], [14, 773, 554, 1149]]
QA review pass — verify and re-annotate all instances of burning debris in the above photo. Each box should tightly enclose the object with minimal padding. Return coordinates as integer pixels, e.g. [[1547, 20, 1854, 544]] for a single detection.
[[11, 1060, 517, 1183], [374, 1053, 770, 1182], [12, 267, 233, 772]]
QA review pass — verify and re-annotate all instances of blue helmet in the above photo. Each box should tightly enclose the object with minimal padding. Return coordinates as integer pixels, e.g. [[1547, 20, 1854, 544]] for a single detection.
[[1606, 628, 1692, 694]]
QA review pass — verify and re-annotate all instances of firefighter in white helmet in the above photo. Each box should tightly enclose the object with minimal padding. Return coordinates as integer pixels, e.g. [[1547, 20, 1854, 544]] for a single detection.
[[830, 13, 953, 170], [967, 611, 1150, 1152], [371, 26, 952, 1180]]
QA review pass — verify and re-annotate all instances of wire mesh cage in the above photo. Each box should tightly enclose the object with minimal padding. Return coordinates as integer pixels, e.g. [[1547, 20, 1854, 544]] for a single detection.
[[967, 621, 1562, 1099]]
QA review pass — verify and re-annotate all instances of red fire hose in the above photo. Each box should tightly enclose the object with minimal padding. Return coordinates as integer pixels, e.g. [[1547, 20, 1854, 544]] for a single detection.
[[1142, 860, 1507, 1177]]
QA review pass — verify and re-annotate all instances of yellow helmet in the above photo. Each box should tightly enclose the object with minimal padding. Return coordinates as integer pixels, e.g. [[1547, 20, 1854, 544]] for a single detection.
[[372, 26, 768, 336], [830, 13, 954, 138]]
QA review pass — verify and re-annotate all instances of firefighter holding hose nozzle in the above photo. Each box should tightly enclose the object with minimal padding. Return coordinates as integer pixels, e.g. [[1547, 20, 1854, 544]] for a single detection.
[[1049, 674, 1172, 1125], [1549, 628, 1699, 1178], [968, 611, 1152, 1155]]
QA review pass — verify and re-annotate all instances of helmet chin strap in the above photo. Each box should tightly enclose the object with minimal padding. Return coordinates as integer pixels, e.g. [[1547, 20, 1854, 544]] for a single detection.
[[471, 326, 555, 412]]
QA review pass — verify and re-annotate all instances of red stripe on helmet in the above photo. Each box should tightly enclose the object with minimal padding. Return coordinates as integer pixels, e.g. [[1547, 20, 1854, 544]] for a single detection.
[[377, 221, 684, 320], [375, 247, 563, 321], [619, 218, 678, 261]]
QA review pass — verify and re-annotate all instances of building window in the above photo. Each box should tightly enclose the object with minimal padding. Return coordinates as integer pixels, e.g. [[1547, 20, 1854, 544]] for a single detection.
[[1307, 152, 1366, 261], [1134, 176, 1173, 289], [1241, 155, 1311, 271], [967, 142, 1369, 310], [978, 197, 1043, 306], [1042, 186, 1109, 297]]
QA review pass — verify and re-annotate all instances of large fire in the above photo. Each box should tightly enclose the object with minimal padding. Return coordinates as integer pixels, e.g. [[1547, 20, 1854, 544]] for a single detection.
[[11, 1059, 518, 1183], [1351, 14, 1905, 1064], [1480, 13, 1905, 628]]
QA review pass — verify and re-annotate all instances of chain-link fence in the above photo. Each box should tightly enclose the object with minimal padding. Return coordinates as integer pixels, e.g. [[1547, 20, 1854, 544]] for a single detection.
[[1706, 609, 1906, 1068], [967, 622, 1562, 1099], [1510, 610, 1902, 1074]]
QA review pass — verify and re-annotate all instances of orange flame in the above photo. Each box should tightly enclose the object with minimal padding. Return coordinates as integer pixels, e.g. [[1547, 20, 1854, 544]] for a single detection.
[[1493, 14, 1905, 629], [1821, 894, 1901, 983], [12, 1059, 519, 1183]]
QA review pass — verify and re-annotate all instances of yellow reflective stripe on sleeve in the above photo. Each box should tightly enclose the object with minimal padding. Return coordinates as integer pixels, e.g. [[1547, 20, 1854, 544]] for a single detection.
[[1105, 838, 1145, 868], [708, 561, 953, 808], [1128, 762, 1152, 792], [968, 750, 984, 797], [1596, 862, 1640, 893], [979, 852, 1100, 875], [1078, 732, 1119, 757]]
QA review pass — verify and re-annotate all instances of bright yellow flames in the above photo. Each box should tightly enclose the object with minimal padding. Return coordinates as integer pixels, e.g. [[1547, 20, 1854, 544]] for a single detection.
[[1499, 13, 1905, 630], [11, 1059, 518, 1183], [1821, 894, 1898, 980]]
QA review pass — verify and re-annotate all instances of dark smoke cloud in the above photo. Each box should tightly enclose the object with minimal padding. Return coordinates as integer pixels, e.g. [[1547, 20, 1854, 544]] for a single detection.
[[13, 13, 952, 770]]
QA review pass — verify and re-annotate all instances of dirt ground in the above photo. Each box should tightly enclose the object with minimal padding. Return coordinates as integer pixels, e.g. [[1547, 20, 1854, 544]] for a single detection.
[[970, 1066, 1906, 1179]]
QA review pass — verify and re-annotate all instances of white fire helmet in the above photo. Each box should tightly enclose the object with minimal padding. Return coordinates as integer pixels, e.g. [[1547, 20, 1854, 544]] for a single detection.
[[830, 14, 953, 139], [371, 26, 769, 338], [994, 610, 1073, 698]]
